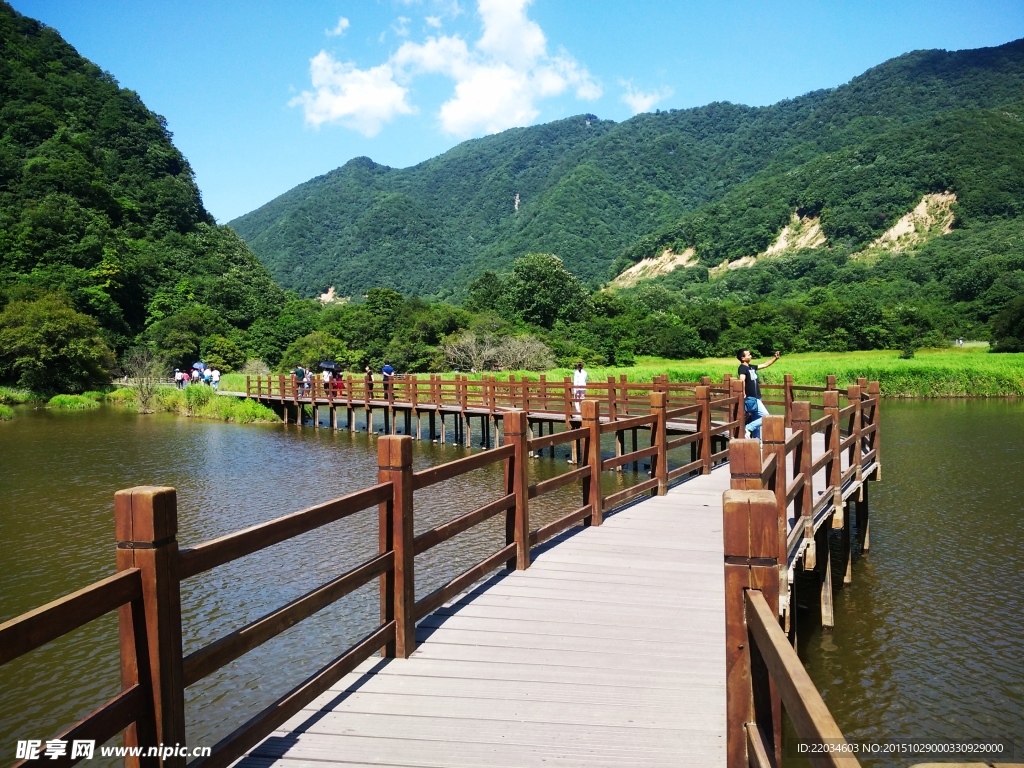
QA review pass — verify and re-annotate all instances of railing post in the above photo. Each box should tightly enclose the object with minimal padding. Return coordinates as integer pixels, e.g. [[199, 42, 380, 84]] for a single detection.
[[581, 399, 603, 525], [791, 401, 816, 569], [115, 487, 186, 768], [729, 378, 744, 440], [824, 390, 843, 526], [762, 415, 790, 625], [650, 392, 668, 495], [696, 385, 712, 474], [503, 410, 531, 570], [377, 436, 415, 658], [723, 489, 782, 768], [783, 374, 794, 427], [729, 438, 763, 491], [868, 380, 881, 479], [826, 374, 837, 391], [246, 375, 251, 396]]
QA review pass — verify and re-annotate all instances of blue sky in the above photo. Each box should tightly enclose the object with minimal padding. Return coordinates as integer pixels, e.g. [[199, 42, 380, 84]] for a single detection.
[[10, 0, 1023, 223]]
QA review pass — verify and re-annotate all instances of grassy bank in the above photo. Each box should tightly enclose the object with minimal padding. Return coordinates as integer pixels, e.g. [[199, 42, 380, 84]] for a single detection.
[[152, 386, 279, 422], [227, 348, 1024, 398], [540, 349, 1024, 397], [0, 404, 13, 420], [47, 394, 100, 409]]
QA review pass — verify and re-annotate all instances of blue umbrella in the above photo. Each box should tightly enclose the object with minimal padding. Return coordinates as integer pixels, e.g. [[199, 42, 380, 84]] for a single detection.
[[192, 362, 207, 371]]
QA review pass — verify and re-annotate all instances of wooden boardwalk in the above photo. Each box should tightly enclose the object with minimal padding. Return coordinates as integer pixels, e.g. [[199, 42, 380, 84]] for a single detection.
[[2, 379, 881, 768], [241, 469, 732, 768]]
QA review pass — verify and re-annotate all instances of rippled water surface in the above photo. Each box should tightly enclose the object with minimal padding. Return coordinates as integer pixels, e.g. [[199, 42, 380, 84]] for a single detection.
[[0, 405, 641, 757], [2, 401, 1022, 766], [798, 399, 1024, 766]]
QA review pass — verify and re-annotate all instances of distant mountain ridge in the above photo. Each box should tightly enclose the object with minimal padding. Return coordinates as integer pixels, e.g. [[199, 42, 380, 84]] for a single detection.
[[230, 38, 1024, 299]]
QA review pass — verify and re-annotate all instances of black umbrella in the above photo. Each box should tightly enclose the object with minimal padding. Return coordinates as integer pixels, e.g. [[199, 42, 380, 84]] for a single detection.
[[318, 361, 339, 371]]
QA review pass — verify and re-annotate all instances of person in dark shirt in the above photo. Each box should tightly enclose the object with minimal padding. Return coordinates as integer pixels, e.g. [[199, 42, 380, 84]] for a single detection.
[[381, 361, 395, 398], [737, 349, 780, 439]]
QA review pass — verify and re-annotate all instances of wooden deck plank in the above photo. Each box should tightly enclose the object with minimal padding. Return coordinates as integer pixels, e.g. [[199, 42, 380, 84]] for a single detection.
[[238, 462, 732, 768]]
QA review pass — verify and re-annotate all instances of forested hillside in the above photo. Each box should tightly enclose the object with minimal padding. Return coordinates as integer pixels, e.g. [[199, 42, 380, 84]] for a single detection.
[[231, 38, 1024, 299], [0, 1, 286, 390]]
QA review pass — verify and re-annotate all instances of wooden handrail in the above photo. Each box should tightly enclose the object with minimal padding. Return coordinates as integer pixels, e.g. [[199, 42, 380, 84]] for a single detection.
[[413, 494, 515, 555], [181, 552, 394, 686], [745, 590, 860, 766], [179, 483, 392, 579], [0, 569, 142, 664], [412, 444, 514, 490]]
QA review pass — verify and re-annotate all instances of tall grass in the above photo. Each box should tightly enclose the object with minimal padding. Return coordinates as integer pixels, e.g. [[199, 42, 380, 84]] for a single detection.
[[155, 386, 279, 423], [47, 394, 100, 409], [0, 404, 14, 420], [0, 386, 36, 405]]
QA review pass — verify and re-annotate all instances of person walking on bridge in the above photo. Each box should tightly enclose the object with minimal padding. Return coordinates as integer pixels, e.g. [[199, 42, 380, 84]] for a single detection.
[[572, 361, 588, 413], [737, 348, 780, 439]]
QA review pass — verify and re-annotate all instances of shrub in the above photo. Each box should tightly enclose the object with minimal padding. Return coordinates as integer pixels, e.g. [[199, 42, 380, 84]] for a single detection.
[[0, 387, 33, 405], [47, 394, 100, 409], [106, 387, 137, 403], [81, 391, 106, 401], [0, 404, 14, 420], [184, 384, 213, 414]]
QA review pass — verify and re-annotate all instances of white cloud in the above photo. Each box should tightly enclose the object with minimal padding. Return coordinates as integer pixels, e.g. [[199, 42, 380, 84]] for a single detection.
[[393, 16, 411, 37], [620, 81, 673, 114], [425, 15, 442, 28], [290, 51, 414, 136], [326, 16, 350, 36], [294, 0, 599, 138]]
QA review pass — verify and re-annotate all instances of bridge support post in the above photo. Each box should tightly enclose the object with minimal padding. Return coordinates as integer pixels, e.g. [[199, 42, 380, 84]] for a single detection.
[[651, 392, 668, 495], [377, 436, 415, 658], [856, 479, 870, 553], [503, 411, 531, 570], [723, 489, 783, 768], [581, 400, 603, 526], [115, 487, 186, 768]]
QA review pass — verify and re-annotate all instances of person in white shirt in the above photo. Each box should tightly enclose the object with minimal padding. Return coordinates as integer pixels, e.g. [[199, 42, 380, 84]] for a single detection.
[[211, 369, 221, 391], [572, 361, 588, 413]]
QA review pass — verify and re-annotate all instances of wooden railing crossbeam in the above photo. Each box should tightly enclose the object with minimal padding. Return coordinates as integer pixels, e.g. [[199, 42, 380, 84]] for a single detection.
[[179, 484, 392, 579], [182, 552, 394, 686], [0, 569, 142, 665], [412, 444, 514, 491], [413, 494, 515, 556]]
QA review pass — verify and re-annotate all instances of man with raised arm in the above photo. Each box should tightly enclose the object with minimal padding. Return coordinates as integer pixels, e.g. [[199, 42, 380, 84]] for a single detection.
[[737, 348, 780, 439]]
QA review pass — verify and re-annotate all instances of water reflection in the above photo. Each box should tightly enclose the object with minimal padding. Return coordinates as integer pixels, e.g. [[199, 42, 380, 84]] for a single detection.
[[0, 406, 649, 753]]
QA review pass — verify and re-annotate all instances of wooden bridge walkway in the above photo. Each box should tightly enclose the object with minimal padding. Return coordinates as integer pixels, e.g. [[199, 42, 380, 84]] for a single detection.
[[2, 376, 882, 768], [242, 470, 731, 768]]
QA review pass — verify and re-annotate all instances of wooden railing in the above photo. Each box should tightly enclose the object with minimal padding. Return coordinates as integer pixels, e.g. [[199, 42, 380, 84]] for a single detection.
[[723, 382, 881, 767], [2, 376, 881, 768], [0, 569, 158, 768]]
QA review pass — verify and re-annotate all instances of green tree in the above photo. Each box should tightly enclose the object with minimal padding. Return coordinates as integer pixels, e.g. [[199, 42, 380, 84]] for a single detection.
[[201, 334, 246, 372], [0, 292, 114, 392], [503, 253, 591, 330], [278, 331, 357, 371]]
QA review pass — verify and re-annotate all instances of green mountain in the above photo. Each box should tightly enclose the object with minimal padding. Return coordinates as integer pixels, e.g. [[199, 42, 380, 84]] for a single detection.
[[0, 1, 285, 389], [230, 38, 1024, 299]]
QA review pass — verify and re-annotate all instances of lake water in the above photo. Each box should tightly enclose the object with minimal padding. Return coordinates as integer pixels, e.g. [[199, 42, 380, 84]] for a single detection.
[[1, 400, 1022, 766]]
